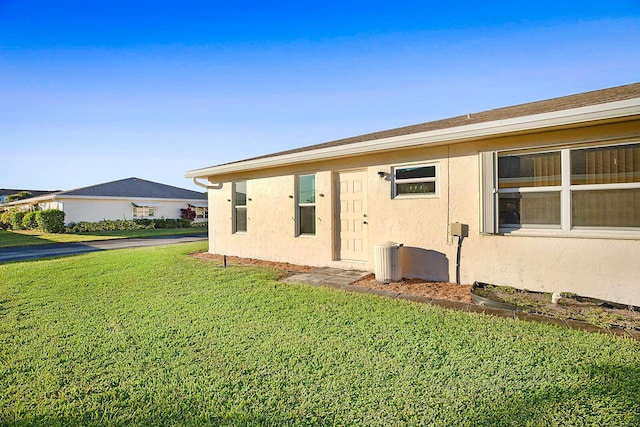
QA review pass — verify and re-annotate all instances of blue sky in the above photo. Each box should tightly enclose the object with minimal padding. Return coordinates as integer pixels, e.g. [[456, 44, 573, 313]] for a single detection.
[[1, 1, 639, 192]]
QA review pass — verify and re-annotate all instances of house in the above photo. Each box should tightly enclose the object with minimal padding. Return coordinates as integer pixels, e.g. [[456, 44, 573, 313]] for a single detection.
[[0, 189, 58, 204], [186, 83, 640, 306], [6, 177, 208, 224]]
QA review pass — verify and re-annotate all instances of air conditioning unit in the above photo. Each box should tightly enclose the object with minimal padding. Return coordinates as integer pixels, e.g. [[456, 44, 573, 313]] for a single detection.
[[374, 242, 403, 283]]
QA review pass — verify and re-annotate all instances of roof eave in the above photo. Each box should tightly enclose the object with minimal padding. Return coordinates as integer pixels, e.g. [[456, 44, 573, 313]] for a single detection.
[[185, 98, 640, 179]]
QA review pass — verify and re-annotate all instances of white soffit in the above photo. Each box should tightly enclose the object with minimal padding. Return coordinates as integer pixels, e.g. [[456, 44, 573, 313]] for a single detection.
[[186, 98, 640, 178]]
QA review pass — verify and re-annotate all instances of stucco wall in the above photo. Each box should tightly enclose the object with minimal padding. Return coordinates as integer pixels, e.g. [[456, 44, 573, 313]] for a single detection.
[[204, 119, 640, 305], [58, 198, 195, 224]]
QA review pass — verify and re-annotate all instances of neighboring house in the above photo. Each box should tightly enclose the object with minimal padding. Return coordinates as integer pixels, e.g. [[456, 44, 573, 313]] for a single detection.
[[0, 189, 58, 205], [6, 177, 208, 224], [186, 83, 640, 306]]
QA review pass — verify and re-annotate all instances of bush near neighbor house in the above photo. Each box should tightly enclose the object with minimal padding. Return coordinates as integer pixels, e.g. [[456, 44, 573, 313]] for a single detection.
[[66, 218, 192, 233], [1, 210, 27, 230], [134, 218, 191, 229], [35, 209, 66, 233], [66, 220, 149, 233], [5, 191, 33, 202], [0, 212, 8, 230], [180, 208, 196, 221], [22, 211, 39, 230]]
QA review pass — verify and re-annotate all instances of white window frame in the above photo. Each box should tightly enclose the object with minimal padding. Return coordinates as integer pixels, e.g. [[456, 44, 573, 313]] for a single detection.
[[482, 141, 640, 238], [188, 204, 208, 219], [296, 174, 316, 236], [232, 181, 247, 233], [132, 204, 156, 218], [196, 206, 208, 219], [392, 162, 439, 199]]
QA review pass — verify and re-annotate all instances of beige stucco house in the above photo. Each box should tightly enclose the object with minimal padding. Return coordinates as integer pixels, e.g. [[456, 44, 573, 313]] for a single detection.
[[6, 177, 208, 224], [187, 83, 640, 306]]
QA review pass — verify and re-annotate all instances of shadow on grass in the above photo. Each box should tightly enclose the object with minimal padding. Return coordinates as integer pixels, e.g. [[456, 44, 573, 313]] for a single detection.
[[467, 363, 640, 426], [0, 230, 60, 248]]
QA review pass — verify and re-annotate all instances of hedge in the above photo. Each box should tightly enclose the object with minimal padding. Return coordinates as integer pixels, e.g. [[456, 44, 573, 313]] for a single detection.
[[0, 209, 66, 233], [22, 211, 39, 230], [66, 218, 192, 233], [36, 210, 66, 233], [0, 210, 27, 230]]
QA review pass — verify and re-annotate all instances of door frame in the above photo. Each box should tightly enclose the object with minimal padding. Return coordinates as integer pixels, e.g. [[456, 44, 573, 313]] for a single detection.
[[333, 169, 369, 262]]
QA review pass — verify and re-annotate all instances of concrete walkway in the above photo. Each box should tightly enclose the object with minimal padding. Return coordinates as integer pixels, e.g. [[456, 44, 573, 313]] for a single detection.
[[283, 267, 370, 288]]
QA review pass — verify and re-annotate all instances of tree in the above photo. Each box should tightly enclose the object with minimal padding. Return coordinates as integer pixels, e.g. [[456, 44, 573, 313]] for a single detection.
[[6, 191, 33, 202]]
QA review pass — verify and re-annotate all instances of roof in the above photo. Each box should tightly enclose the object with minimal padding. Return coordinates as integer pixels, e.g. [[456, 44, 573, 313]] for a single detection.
[[187, 82, 640, 178], [61, 177, 207, 199], [7, 178, 206, 205]]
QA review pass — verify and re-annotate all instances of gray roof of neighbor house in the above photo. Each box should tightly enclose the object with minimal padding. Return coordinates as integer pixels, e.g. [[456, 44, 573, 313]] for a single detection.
[[192, 82, 640, 174], [57, 177, 207, 199]]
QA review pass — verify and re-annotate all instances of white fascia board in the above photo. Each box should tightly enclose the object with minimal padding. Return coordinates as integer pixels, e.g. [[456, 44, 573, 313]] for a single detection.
[[55, 195, 207, 203], [186, 98, 640, 178], [5, 194, 56, 206]]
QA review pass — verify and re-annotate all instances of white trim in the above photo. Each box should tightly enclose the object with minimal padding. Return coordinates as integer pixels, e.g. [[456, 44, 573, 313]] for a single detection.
[[186, 98, 640, 178], [6, 194, 206, 206], [391, 162, 440, 199], [498, 228, 640, 240], [232, 181, 247, 234], [494, 141, 640, 234], [296, 174, 317, 236]]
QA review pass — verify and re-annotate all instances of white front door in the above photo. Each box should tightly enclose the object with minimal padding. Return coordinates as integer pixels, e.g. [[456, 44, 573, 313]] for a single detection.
[[337, 170, 368, 261]]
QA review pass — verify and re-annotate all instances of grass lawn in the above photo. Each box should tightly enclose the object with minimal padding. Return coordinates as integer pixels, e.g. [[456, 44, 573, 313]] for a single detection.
[[1, 242, 639, 426], [0, 228, 206, 249]]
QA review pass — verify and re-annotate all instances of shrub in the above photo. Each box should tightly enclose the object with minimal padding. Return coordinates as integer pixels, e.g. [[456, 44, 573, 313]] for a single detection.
[[180, 208, 196, 221], [0, 210, 12, 230], [66, 219, 148, 233], [5, 191, 33, 202], [22, 211, 39, 230], [36, 209, 65, 233], [191, 221, 208, 228], [64, 217, 194, 233], [2, 209, 25, 230]]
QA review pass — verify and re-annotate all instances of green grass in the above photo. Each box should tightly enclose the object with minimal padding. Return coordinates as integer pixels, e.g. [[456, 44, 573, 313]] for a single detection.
[[1, 242, 639, 426], [0, 228, 205, 248]]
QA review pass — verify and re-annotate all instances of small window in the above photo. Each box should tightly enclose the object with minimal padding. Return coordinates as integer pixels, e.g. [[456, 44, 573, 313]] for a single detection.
[[297, 174, 316, 235], [195, 206, 208, 219], [233, 181, 247, 233], [132, 204, 156, 218], [393, 164, 438, 197]]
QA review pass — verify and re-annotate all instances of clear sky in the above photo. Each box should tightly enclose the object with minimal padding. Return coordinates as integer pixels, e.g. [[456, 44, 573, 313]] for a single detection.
[[1, 1, 639, 192]]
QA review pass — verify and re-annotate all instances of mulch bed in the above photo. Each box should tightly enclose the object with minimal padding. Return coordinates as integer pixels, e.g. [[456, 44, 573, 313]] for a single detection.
[[191, 252, 639, 333]]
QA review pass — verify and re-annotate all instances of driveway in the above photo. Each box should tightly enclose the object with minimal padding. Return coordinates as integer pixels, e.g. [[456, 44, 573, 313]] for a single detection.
[[0, 234, 207, 263]]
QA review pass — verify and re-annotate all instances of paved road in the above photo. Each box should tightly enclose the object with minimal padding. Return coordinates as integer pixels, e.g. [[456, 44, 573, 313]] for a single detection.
[[0, 234, 207, 263]]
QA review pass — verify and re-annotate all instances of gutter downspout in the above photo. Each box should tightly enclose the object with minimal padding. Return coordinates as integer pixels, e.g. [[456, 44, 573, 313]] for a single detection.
[[192, 177, 222, 190]]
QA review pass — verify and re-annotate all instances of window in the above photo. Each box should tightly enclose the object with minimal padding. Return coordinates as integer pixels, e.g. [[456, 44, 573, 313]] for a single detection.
[[570, 144, 640, 228], [297, 174, 316, 235], [497, 151, 561, 228], [393, 164, 438, 197], [482, 142, 640, 234], [132, 204, 156, 218], [233, 181, 247, 233], [190, 205, 208, 219]]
